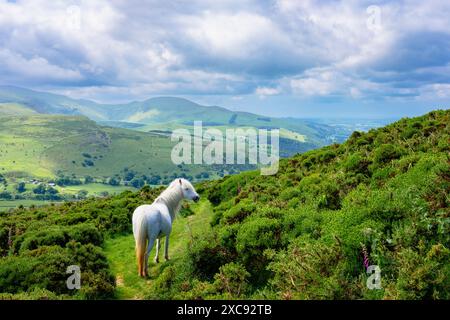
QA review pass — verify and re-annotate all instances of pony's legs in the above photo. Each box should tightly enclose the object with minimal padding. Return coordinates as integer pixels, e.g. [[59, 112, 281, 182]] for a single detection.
[[154, 238, 161, 263], [144, 237, 156, 277], [135, 235, 147, 277], [164, 234, 170, 261]]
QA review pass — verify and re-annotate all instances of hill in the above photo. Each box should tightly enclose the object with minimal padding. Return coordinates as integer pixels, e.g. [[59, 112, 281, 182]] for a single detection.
[[0, 109, 448, 299], [0, 86, 337, 147], [0, 113, 264, 180]]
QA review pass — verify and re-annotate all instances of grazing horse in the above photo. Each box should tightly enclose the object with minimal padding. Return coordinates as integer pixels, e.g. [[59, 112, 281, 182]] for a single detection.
[[132, 178, 200, 277]]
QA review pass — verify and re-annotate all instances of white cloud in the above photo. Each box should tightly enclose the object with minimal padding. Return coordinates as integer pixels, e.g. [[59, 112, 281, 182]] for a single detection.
[[290, 70, 336, 96], [255, 86, 281, 97], [0, 49, 82, 82], [417, 83, 450, 100], [180, 11, 287, 59]]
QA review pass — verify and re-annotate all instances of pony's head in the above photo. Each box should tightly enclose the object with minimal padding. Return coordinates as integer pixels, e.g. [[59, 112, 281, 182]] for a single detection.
[[171, 178, 200, 202]]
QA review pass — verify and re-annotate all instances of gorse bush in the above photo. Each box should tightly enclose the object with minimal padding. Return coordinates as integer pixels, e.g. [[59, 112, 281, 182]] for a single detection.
[[13, 224, 103, 254], [151, 110, 449, 300], [213, 262, 250, 298]]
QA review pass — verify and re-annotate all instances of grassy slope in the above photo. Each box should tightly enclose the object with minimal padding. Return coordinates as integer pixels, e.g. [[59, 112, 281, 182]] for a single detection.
[[0, 103, 37, 116], [0, 114, 219, 180], [0, 113, 309, 195]]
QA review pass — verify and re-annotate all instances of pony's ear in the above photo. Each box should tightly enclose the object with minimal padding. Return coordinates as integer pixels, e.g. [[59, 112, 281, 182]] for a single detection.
[[179, 179, 182, 185]]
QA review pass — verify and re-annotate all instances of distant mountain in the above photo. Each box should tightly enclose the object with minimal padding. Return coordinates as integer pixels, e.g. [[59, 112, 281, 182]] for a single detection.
[[0, 86, 107, 120], [0, 86, 335, 147]]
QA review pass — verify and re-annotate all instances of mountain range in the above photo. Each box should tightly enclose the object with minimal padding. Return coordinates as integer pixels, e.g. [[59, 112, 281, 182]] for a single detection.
[[0, 85, 336, 146]]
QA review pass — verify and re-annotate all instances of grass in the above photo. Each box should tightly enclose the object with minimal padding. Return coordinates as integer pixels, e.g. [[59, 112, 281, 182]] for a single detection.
[[0, 103, 37, 116], [0, 115, 176, 179], [103, 199, 213, 300], [0, 182, 136, 211], [0, 199, 62, 211], [57, 183, 135, 195], [139, 123, 307, 143]]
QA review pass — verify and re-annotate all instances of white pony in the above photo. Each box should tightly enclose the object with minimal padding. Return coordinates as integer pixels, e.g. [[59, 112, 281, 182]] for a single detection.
[[132, 178, 200, 277]]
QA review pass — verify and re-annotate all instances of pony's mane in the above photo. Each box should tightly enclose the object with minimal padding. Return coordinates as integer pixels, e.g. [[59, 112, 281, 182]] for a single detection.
[[154, 179, 186, 219]]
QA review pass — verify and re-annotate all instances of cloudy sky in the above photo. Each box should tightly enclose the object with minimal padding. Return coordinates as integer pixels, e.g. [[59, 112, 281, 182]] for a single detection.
[[0, 0, 449, 118]]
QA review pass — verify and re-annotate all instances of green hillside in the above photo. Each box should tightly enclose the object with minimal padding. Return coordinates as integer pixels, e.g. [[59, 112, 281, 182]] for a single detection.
[[0, 114, 173, 179], [0, 103, 38, 116], [0, 113, 274, 183], [0, 109, 448, 300]]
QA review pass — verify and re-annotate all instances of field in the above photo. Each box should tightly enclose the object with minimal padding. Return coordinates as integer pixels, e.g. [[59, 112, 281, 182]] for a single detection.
[[57, 183, 135, 196], [0, 183, 136, 212], [0, 199, 62, 211]]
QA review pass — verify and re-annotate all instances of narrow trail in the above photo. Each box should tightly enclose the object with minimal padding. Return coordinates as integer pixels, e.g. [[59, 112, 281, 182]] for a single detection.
[[103, 200, 213, 300]]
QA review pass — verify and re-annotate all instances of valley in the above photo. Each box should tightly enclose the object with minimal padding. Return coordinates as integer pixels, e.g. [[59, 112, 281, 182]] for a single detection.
[[0, 86, 387, 211]]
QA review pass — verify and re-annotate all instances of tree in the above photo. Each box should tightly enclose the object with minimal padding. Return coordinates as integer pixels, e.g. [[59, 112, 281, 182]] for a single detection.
[[16, 182, 26, 193], [108, 177, 120, 186], [84, 176, 94, 184], [83, 159, 94, 167], [33, 184, 46, 195], [77, 190, 89, 199], [0, 191, 12, 200], [99, 191, 109, 197], [124, 171, 135, 181], [47, 187, 58, 195], [131, 178, 145, 188], [148, 175, 161, 185]]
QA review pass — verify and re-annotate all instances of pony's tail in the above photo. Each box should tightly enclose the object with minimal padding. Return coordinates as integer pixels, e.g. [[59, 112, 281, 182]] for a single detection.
[[133, 213, 147, 277]]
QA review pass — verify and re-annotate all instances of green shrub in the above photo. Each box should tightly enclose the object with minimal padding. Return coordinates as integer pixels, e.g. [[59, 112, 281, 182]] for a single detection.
[[385, 244, 450, 299], [214, 262, 250, 298], [14, 224, 103, 254], [343, 152, 370, 174], [222, 199, 256, 224], [188, 233, 231, 280], [268, 238, 354, 299], [373, 144, 403, 165]]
